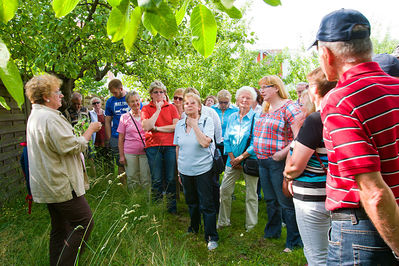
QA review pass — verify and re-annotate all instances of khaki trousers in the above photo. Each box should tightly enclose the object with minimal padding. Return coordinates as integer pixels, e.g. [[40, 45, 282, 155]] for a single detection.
[[218, 166, 259, 230], [124, 153, 151, 190]]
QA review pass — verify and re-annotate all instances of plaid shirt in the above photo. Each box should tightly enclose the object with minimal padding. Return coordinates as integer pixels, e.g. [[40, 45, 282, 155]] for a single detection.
[[253, 100, 301, 159]]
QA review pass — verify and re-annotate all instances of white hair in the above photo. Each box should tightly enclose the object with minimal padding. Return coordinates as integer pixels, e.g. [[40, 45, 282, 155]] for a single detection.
[[235, 86, 257, 102]]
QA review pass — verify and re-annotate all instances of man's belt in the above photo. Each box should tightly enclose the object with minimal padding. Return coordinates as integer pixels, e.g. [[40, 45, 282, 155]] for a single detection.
[[331, 207, 369, 221]]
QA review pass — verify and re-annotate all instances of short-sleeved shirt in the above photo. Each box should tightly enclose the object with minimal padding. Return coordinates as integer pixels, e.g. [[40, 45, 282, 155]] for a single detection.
[[105, 95, 130, 138], [291, 111, 328, 202], [253, 100, 301, 159], [211, 104, 239, 141], [321, 62, 399, 211], [181, 105, 222, 144], [174, 114, 215, 176], [141, 100, 179, 147], [117, 112, 146, 155], [223, 109, 258, 167]]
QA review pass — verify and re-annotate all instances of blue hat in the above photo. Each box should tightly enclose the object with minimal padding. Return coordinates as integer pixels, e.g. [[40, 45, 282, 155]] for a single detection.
[[372, 53, 399, 77], [311, 9, 370, 47]]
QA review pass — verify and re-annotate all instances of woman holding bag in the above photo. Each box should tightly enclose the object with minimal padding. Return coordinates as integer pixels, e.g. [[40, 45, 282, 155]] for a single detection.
[[217, 86, 259, 231], [118, 91, 151, 190], [253, 75, 302, 253], [173, 93, 219, 251]]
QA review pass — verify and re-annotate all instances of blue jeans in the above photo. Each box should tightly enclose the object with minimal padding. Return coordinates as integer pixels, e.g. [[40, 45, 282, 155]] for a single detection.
[[258, 158, 302, 249], [146, 146, 176, 213], [327, 218, 397, 265], [181, 169, 219, 242]]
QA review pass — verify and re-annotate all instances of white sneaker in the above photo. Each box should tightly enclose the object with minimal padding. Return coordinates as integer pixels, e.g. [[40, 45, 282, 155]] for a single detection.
[[207, 241, 218, 251]]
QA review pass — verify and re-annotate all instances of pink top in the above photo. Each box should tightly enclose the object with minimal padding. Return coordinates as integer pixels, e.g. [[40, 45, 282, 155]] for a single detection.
[[117, 112, 146, 155]]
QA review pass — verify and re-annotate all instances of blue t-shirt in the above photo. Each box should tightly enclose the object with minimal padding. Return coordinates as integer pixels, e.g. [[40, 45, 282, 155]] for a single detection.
[[173, 114, 215, 176], [211, 104, 239, 141], [105, 96, 130, 138]]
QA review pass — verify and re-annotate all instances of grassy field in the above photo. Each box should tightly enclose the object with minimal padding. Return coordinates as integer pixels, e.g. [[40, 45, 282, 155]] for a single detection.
[[0, 161, 307, 265]]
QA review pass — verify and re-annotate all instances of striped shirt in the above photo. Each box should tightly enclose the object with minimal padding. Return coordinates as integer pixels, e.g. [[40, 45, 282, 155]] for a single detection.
[[254, 100, 301, 159], [291, 112, 328, 202], [321, 62, 399, 211]]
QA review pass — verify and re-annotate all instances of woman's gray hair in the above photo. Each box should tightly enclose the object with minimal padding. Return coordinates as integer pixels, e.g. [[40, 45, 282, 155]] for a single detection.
[[149, 80, 166, 94], [90, 97, 101, 105], [125, 91, 140, 102], [235, 86, 257, 102], [217, 89, 232, 101]]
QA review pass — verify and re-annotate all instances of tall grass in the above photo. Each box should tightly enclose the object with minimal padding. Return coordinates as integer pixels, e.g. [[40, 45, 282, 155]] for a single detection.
[[0, 157, 307, 265]]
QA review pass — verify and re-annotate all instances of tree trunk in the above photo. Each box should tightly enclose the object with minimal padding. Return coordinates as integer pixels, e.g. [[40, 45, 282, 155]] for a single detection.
[[60, 77, 76, 112]]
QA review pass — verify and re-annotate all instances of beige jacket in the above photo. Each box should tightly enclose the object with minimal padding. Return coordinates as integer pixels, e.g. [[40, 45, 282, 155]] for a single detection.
[[27, 104, 88, 203]]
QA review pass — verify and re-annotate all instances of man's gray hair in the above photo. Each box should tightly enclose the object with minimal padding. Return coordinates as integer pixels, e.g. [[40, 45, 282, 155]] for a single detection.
[[318, 25, 373, 63], [71, 92, 83, 101], [236, 86, 257, 102]]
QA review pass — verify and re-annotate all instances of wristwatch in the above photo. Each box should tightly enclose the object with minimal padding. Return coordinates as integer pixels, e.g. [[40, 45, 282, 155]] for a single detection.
[[393, 251, 399, 261]]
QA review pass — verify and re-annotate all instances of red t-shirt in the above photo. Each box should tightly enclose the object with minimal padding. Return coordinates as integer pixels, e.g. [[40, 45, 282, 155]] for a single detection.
[[321, 62, 399, 211], [95, 114, 106, 147], [141, 100, 179, 147]]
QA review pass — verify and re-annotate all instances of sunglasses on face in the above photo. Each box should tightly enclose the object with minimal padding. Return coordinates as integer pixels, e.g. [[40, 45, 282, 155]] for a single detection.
[[92, 102, 101, 105], [174, 96, 183, 101], [153, 90, 164, 94], [219, 101, 229, 105]]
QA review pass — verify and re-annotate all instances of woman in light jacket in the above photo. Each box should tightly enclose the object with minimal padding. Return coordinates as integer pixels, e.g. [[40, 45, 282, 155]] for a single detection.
[[25, 74, 101, 266]]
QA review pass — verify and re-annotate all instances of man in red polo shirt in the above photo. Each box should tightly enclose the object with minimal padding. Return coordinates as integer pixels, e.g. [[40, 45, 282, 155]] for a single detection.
[[312, 9, 399, 264]]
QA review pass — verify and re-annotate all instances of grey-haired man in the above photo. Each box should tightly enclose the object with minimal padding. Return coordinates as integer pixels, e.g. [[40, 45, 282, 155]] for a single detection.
[[312, 8, 399, 264]]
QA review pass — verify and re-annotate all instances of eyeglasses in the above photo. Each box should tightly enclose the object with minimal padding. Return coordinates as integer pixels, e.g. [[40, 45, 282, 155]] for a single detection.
[[219, 101, 229, 105], [153, 90, 164, 94], [260, 85, 274, 90], [53, 90, 63, 95], [92, 102, 101, 105], [174, 96, 183, 101]]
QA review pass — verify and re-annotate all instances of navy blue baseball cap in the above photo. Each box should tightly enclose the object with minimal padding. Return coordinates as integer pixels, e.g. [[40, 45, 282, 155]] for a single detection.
[[311, 9, 370, 48], [372, 53, 399, 77]]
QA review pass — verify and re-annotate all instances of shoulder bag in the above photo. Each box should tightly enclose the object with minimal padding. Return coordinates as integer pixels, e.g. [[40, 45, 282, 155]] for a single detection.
[[242, 114, 259, 177], [128, 113, 146, 149], [203, 117, 224, 175]]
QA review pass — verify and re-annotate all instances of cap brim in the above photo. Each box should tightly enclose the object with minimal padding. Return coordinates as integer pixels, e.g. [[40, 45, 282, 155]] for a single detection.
[[307, 40, 318, 51]]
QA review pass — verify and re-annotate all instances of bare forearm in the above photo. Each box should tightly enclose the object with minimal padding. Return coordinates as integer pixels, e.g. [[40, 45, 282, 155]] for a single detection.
[[118, 135, 125, 158], [142, 110, 161, 131], [105, 116, 112, 140], [192, 125, 211, 148], [356, 172, 399, 255], [157, 124, 176, 133], [83, 128, 96, 142]]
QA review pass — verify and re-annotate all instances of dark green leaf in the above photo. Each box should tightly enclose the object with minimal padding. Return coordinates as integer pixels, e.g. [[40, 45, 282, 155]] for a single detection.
[[263, 0, 281, 6], [0, 96, 10, 110], [0, 0, 18, 23], [144, 2, 177, 39], [190, 5, 217, 58], [175, 0, 190, 26], [0, 50, 24, 109], [52, 0, 80, 18], [124, 7, 142, 52], [107, 0, 130, 42], [142, 11, 158, 36]]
